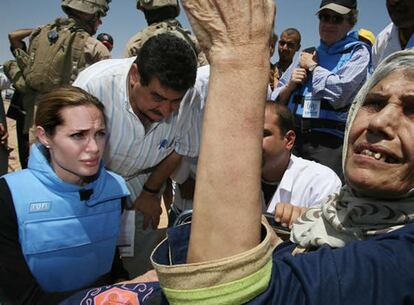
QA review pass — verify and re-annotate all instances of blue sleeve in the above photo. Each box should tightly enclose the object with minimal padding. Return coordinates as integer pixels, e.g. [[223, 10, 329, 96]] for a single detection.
[[270, 55, 300, 101], [311, 45, 371, 109], [251, 225, 414, 305]]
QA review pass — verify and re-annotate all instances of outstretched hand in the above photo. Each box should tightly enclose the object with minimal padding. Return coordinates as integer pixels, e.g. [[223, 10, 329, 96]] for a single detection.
[[274, 202, 308, 229], [181, 0, 276, 65]]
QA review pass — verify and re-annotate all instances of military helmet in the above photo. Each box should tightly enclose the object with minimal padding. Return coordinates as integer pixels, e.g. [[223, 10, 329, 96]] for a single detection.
[[97, 32, 113, 45], [97, 32, 114, 50], [62, 0, 111, 17], [136, 0, 180, 15]]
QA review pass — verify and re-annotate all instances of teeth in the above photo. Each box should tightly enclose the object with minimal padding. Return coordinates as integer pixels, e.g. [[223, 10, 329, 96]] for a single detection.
[[360, 149, 398, 163], [361, 149, 383, 160]]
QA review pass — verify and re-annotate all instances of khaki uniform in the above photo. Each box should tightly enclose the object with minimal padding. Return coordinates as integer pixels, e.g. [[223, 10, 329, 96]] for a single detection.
[[84, 36, 111, 62], [123, 19, 208, 67], [4, 18, 110, 132]]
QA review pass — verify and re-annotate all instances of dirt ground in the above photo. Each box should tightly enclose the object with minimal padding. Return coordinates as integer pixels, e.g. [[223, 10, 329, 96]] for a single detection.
[[3, 99, 168, 228]]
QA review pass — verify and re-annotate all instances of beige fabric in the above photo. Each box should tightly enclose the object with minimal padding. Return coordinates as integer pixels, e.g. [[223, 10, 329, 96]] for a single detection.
[[8, 35, 109, 133], [123, 20, 208, 66], [3, 60, 27, 93], [152, 221, 281, 290], [84, 36, 111, 62], [137, 0, 179, 11]]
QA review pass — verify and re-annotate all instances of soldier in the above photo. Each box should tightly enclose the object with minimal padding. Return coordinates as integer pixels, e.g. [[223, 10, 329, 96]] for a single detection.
[[3, 0, 111, 138], [124, 0, 208, 66]]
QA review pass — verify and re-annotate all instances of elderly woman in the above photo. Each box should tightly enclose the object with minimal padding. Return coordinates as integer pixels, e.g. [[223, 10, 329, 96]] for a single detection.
[[0, 86, 130, 304]]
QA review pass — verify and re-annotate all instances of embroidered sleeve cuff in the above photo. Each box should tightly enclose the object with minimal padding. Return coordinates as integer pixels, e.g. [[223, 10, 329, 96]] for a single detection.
[[151, 220, 280, 304]]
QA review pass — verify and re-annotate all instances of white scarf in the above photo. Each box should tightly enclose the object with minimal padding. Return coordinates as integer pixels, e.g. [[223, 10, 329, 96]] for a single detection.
[[291, 187, 414, 248]]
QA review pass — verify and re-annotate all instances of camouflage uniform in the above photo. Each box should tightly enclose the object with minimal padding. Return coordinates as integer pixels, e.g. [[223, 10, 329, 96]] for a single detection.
[[124, 0, 208, 66], [3, 0, 110, 132]]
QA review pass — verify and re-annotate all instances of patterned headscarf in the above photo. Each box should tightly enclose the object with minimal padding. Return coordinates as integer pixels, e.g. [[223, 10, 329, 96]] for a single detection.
[[291, 49, 414, 248]]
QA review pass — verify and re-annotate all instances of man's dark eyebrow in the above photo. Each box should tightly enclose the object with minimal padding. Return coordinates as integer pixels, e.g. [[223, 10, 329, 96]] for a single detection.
[[151, 91, 167, 100]]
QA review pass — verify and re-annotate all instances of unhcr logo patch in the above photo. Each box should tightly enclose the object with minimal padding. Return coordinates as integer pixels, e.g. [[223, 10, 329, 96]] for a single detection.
[[29, 202, 51, 213]]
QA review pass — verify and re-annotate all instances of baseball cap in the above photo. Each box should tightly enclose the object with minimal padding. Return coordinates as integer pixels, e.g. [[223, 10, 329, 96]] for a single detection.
[[316, 0, 357, 15]]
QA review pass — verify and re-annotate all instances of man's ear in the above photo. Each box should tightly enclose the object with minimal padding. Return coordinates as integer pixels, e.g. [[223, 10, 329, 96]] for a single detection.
[[284, 130, 296, 151], [129, 63, 139, 87], [36, 126, 50, 148]]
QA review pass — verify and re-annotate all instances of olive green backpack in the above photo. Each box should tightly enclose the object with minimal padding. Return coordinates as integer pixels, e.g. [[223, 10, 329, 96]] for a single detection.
[[22, 17, 88, 93]]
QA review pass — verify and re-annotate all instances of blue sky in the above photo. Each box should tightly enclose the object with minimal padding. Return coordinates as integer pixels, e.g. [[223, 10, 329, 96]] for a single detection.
[[0, 0, 391, 64]]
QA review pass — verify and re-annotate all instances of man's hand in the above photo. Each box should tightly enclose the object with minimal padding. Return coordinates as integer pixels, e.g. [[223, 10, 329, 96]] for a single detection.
[[178, 177, 196, 200], [299, 51, 318, 70], [288, 67, 308, 88], [134, 191, 162, 230], [182, 0, 276, 66], [0, 123, 8, 145], [274, 202, 308, 229]]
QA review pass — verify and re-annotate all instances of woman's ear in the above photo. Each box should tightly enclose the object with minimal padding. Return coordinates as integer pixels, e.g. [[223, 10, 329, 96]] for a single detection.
[[36, 126, 50, 148]]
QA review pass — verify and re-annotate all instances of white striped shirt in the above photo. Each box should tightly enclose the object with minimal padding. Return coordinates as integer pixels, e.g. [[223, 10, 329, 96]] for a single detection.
[[73, 57, 209, 200]]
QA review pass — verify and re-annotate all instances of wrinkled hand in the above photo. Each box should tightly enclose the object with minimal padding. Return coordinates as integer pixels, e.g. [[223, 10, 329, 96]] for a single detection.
[[134, 191, 162, 230], [274, 202, 308, 229], [117, 270, 159, 284], [300, 51, 318, 70], [0, 123, 8, 145], [181, 0, 276, 64]]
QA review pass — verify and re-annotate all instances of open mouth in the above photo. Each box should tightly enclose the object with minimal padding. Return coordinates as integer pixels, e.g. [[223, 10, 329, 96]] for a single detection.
[[357, 148, 400, 164]]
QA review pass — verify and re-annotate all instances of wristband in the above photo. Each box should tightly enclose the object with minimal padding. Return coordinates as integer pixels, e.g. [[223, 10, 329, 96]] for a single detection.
[[142, 184, 160, 194]]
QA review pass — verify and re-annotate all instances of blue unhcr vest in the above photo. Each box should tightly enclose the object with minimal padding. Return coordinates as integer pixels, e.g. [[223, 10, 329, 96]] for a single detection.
[[4, 145, 129, 292], [288, 31, 369, 138]]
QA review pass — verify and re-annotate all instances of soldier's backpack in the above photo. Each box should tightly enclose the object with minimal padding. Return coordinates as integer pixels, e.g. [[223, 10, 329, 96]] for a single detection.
[[22, 17, 89, 93]]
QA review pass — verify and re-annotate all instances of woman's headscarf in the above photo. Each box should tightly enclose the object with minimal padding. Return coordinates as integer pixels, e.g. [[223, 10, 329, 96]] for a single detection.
[[291, 49, 414, 248]]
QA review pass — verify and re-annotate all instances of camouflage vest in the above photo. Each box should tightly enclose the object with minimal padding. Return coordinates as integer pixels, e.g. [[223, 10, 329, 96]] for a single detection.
[[125, 19, 208, 66]]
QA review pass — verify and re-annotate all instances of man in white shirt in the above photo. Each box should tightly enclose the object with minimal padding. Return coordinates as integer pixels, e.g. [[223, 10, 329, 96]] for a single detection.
[[73, 32, 209, 276], [262, 102, 342, 227], [372, 0, 414, 69]]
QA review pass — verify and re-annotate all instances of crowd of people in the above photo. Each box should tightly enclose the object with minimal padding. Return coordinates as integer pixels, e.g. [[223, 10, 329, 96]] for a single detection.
[[1, 0, 414, 304]]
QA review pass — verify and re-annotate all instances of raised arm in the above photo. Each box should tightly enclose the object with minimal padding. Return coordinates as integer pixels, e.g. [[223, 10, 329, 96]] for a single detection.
[[8, 28, 33, 50], [184, 0, 276, 263]]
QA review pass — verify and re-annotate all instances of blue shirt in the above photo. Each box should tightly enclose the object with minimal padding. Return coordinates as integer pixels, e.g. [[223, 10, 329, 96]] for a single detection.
[[272, 35, 371, 110]]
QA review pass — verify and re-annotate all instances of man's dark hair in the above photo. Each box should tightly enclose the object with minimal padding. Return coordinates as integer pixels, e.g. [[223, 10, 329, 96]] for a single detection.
[[266, 101, 295, 137], [143, 6, 179, 25], [283, 28, 302, 47], [347, 9, 358, 27], [136, 33, 197, 92]]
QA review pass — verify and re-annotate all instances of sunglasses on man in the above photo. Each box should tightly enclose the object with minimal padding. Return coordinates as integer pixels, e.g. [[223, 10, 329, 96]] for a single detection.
[[278, 40, 298, 49], [318, 12, 346, 24]]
